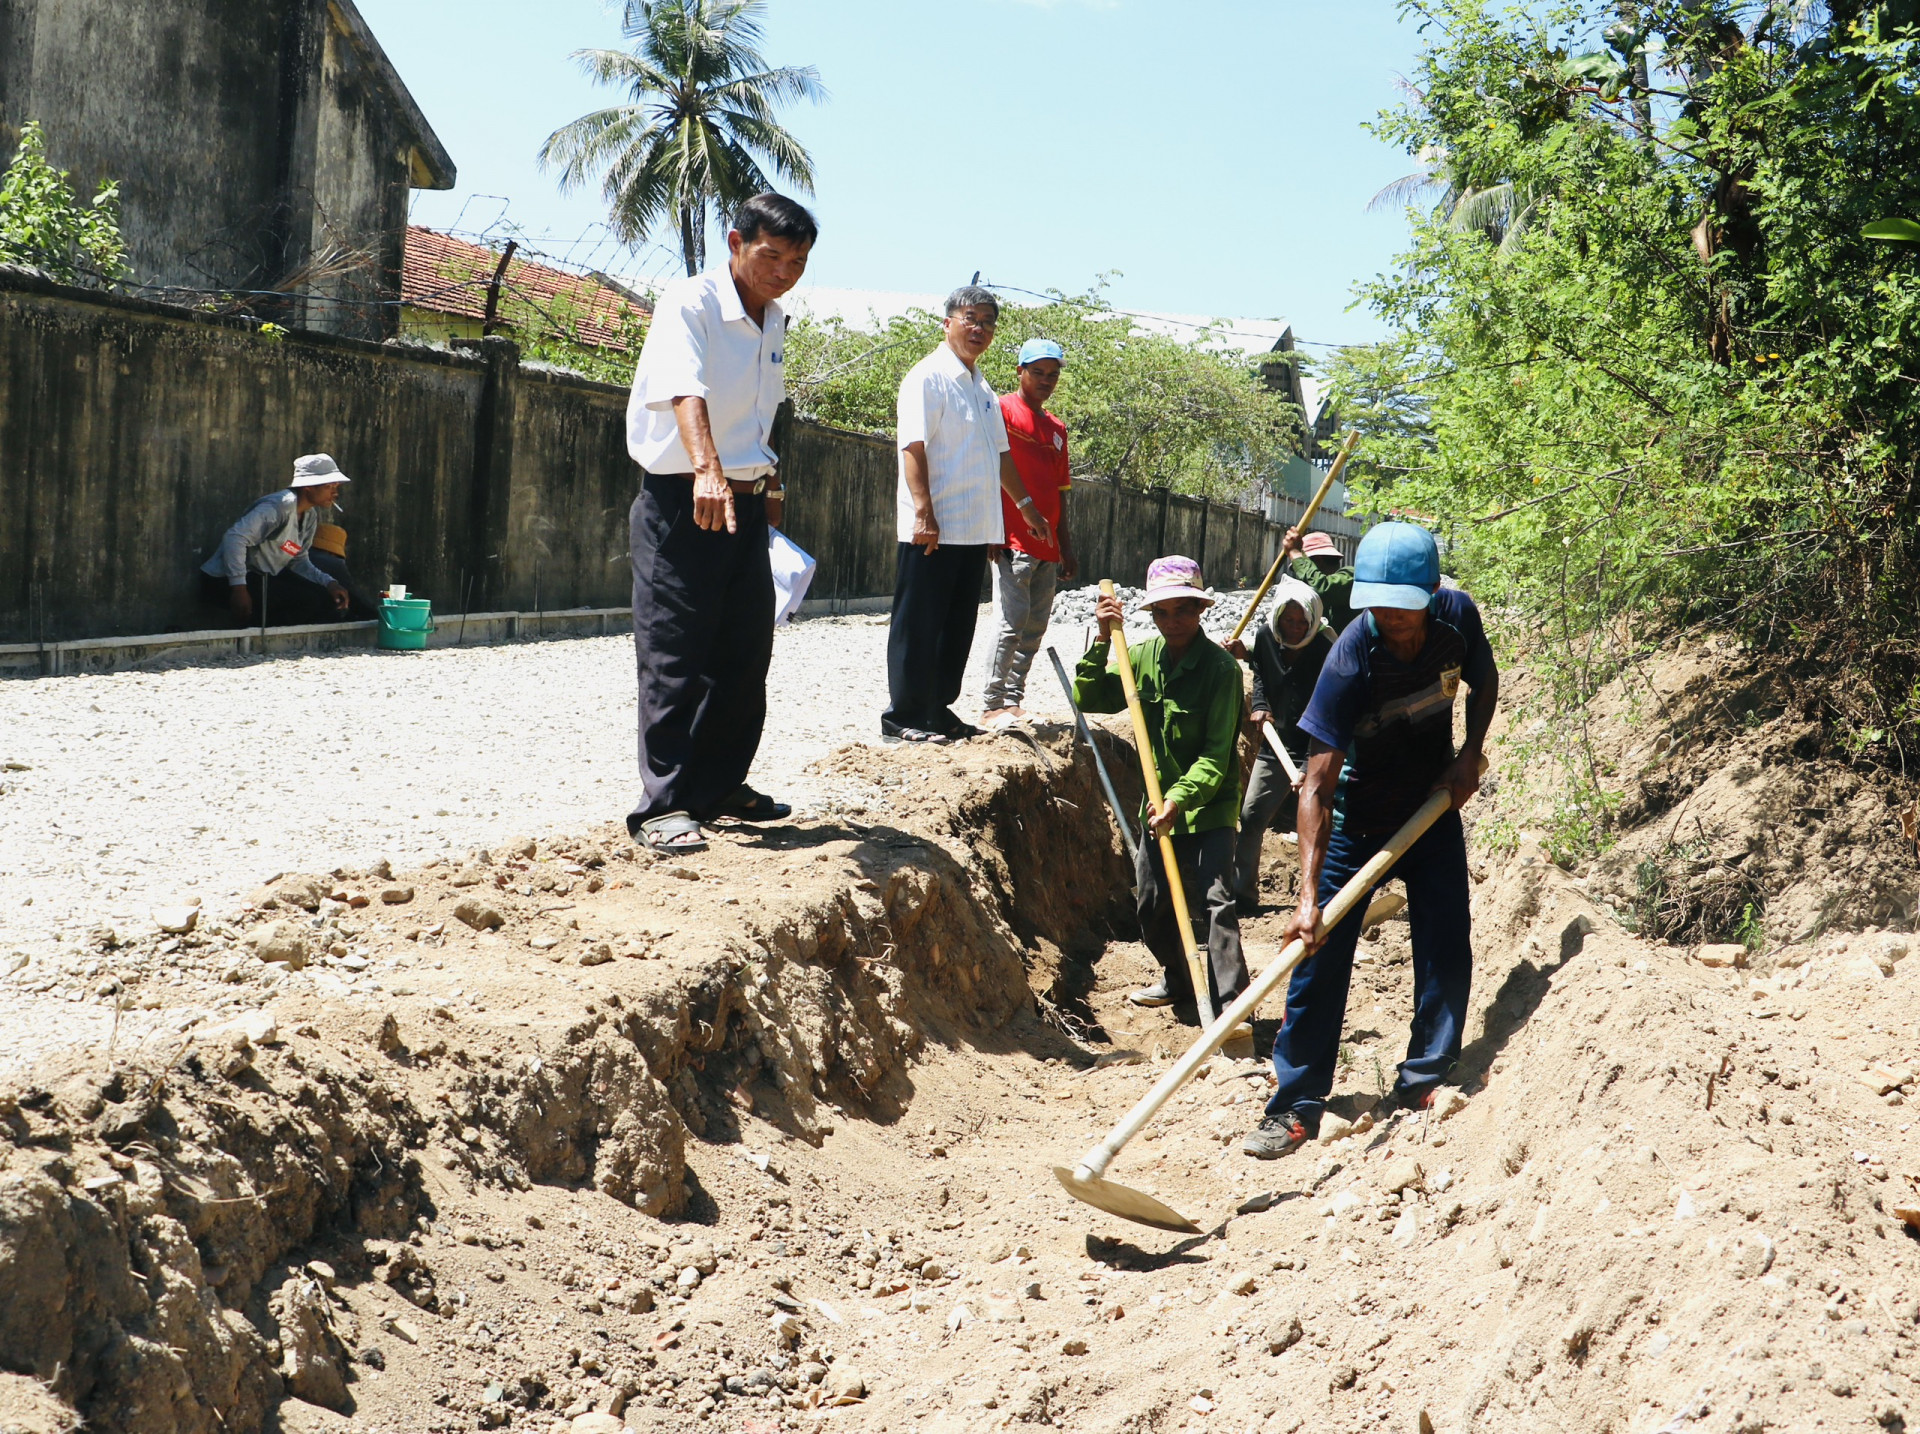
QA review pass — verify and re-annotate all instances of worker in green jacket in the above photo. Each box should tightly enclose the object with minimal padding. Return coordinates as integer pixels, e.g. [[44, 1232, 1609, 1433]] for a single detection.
[[1281, 528, 1355, 634], [1075, 555, 1248, 1020]]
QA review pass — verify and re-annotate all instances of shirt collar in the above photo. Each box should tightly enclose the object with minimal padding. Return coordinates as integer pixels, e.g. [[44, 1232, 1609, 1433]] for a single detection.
[[930, 342, 980, 384], [711, 268, 749, 325], [1162, 635, 1214, 676]]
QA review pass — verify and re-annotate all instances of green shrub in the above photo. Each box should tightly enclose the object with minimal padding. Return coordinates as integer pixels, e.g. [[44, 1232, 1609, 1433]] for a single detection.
[[0, 121, 125, 283]]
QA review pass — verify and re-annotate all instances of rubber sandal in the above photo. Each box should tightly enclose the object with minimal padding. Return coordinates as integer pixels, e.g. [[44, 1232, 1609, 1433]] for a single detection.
[[711, 784, 791, 823], [881, 720, 948, 744], [637, 811, 707, 855]]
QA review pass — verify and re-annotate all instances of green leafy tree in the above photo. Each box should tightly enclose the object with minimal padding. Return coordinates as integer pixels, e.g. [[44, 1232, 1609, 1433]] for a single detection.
[[783, 283, 1304, 500], [1355, 0, 1920, 846], [1320, 339, 1434, 490], [539, 0, 823, 276], [0, 121, 126, 284]]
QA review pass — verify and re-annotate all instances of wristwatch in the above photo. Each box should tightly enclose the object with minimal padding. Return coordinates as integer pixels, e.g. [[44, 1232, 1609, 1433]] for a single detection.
[[1017, 497, 1035, 510]]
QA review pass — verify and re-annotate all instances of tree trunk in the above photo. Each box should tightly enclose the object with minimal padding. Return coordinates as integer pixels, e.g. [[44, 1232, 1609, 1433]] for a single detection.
[[1617, 1, 1653, 137], [679, 204, 699, 277]]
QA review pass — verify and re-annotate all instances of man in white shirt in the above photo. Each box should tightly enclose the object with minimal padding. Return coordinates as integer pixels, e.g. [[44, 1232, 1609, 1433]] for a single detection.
[[624, 193, 816, 855], [884, 286, 1053, 743]]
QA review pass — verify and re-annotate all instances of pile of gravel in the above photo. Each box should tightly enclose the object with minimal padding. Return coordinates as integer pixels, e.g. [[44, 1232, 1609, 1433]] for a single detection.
[[1052, 583, 1274, 639]]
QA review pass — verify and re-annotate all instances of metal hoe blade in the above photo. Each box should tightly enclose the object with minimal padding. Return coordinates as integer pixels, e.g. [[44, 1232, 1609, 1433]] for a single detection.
[[1053, 1166, 1199, 1234]]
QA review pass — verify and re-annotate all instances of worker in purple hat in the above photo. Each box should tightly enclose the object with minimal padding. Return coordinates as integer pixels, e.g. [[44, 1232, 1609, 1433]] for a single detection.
[[1244, 521, 1499, 1160], [1073, 555, 1249, 1024]]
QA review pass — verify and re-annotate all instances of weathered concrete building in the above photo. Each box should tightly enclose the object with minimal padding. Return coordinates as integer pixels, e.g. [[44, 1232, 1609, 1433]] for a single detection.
[[0, 0, 454, 339]]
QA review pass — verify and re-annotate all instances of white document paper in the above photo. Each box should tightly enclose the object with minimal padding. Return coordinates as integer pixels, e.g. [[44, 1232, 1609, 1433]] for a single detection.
[[769, 528, 817, 626]]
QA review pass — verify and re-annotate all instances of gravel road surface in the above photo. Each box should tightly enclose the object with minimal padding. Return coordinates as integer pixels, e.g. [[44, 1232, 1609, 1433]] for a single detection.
[[0, 585, 1271, 1074]]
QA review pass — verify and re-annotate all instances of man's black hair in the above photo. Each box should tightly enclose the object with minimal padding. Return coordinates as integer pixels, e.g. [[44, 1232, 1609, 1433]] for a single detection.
[[734, 193, 819, 247], [944, 284, 999, 321]]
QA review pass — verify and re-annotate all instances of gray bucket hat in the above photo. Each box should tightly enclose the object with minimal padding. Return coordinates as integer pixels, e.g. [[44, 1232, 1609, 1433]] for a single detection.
[[291, 453, 351, 488]]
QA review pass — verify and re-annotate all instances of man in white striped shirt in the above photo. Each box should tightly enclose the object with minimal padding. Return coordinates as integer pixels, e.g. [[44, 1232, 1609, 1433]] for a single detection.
[[883, 286, 1053, 743]]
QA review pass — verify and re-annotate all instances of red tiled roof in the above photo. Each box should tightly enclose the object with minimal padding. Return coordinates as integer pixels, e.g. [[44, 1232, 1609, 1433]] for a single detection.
[[402, 226, 650, 350]]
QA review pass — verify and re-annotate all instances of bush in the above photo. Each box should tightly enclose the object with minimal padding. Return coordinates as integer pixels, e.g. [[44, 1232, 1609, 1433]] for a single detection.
[[784, 283, 1305, 501], [0, 121, 126, 284], [1351, 0, 1920, 846]]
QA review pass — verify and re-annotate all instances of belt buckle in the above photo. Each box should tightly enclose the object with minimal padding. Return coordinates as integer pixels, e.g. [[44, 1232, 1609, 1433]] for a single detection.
[[751, 476, 767, 496]]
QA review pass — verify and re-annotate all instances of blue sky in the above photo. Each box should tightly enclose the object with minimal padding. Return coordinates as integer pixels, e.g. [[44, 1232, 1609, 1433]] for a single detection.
[[358, 0, 1428, 351]]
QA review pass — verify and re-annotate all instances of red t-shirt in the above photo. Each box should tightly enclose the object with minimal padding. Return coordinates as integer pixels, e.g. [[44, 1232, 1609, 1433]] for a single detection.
[[999, 392, 1070, 562]]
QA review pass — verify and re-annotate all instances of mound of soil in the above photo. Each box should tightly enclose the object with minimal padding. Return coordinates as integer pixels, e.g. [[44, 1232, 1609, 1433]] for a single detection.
[[1512, 632, 1920, 956], [3, 704, 1918, 1434]]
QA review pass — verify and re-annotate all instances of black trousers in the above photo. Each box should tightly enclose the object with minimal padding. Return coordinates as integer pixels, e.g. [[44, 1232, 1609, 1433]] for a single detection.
[[1136, 825, 1249, 1011], [307, 551, 378, 620], [628, 473, 774, 833], [884, 542, 988, 731], [197, 569, 338, 627]]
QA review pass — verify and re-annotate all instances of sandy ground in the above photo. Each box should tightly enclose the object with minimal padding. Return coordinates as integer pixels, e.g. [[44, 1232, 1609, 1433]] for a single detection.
[[6, 719, 1918, 1434]]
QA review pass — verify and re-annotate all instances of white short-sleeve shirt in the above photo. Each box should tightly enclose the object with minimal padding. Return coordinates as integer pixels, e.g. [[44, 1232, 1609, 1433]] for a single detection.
[[626, 269, 786, 477], [896, 343, 1010, 547]]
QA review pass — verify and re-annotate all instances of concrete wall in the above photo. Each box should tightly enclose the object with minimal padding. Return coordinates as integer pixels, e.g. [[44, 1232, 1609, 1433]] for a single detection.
[[0, 0, 452, 340], [0, 272, 1340, 646]]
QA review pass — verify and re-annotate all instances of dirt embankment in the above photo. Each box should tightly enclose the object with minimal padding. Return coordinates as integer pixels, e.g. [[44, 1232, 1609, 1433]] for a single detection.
[[3, 689, 1919, 1434], [0, 734, 1125, 1434], [1493, 630, 1920, 962]]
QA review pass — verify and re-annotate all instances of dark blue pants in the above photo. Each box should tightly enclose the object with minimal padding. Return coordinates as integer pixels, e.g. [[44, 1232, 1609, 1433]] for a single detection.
[[1267, 809, 1473, 1122], [628, 474, 773, 833]]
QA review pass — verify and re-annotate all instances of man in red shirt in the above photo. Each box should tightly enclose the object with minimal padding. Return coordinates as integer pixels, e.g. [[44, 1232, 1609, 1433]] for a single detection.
[[981, 338, 1077, 726]]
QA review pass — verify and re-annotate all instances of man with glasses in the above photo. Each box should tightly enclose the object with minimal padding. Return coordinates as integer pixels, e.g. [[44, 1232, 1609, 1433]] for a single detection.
[[884, 286, 1053, 744]]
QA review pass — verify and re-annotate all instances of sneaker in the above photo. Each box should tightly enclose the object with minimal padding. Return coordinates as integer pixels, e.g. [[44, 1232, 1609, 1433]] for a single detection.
[[1128, 979, 1177, 1008], [1242, 1110, 1317, 1160]]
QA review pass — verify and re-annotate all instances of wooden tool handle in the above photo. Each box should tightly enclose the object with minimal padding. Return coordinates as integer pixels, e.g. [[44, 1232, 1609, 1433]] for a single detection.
[[1229, 431, 1361, 645], [1073, 756, 1486, 1182], [1260, 721, 1303, 785], [1101, 580, 1216, 1026]]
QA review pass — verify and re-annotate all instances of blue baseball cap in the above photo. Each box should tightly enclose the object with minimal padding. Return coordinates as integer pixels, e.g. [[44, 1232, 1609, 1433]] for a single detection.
[[1350, 521, 1440, 611], [1017, 338, 1065, 367]]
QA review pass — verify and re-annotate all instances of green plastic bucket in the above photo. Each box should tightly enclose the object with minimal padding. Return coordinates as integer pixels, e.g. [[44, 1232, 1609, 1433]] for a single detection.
[[378, 597, 433, 651]]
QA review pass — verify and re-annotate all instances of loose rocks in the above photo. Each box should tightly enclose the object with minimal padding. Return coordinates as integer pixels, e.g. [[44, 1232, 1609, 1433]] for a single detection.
[[247, 921, 309, 969], [151, 904, 200, 935], [828, 1365, 867, 1402], [453, 899, 505, 932]]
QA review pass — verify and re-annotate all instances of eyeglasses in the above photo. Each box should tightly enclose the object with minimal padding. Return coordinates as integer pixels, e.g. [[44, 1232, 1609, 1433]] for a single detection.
[[949, 313, 997, 332]]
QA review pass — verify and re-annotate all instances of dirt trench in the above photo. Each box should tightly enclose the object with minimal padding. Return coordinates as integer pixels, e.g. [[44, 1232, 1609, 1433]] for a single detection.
[[5, 715, 1920, 1434], [0, 732, 1130, 1434]]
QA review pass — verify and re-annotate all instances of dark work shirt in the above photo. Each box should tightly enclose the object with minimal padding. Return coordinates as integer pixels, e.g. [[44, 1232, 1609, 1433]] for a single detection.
[[1247, 626, 1332, 765], [1298, 588, 1497, 836]]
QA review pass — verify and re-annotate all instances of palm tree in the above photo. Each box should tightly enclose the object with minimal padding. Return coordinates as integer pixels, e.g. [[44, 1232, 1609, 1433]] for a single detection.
[[1368, 86, 1542, 258], [540, 0, 823, 276]]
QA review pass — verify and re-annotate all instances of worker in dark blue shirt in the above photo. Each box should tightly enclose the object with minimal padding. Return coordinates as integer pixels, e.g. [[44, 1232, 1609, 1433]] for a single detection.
[[1243, 522, 1499, 1160]]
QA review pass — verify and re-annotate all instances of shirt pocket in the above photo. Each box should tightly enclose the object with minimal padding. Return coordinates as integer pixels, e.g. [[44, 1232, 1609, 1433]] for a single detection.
[[1154, 690, 1197, 755]]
